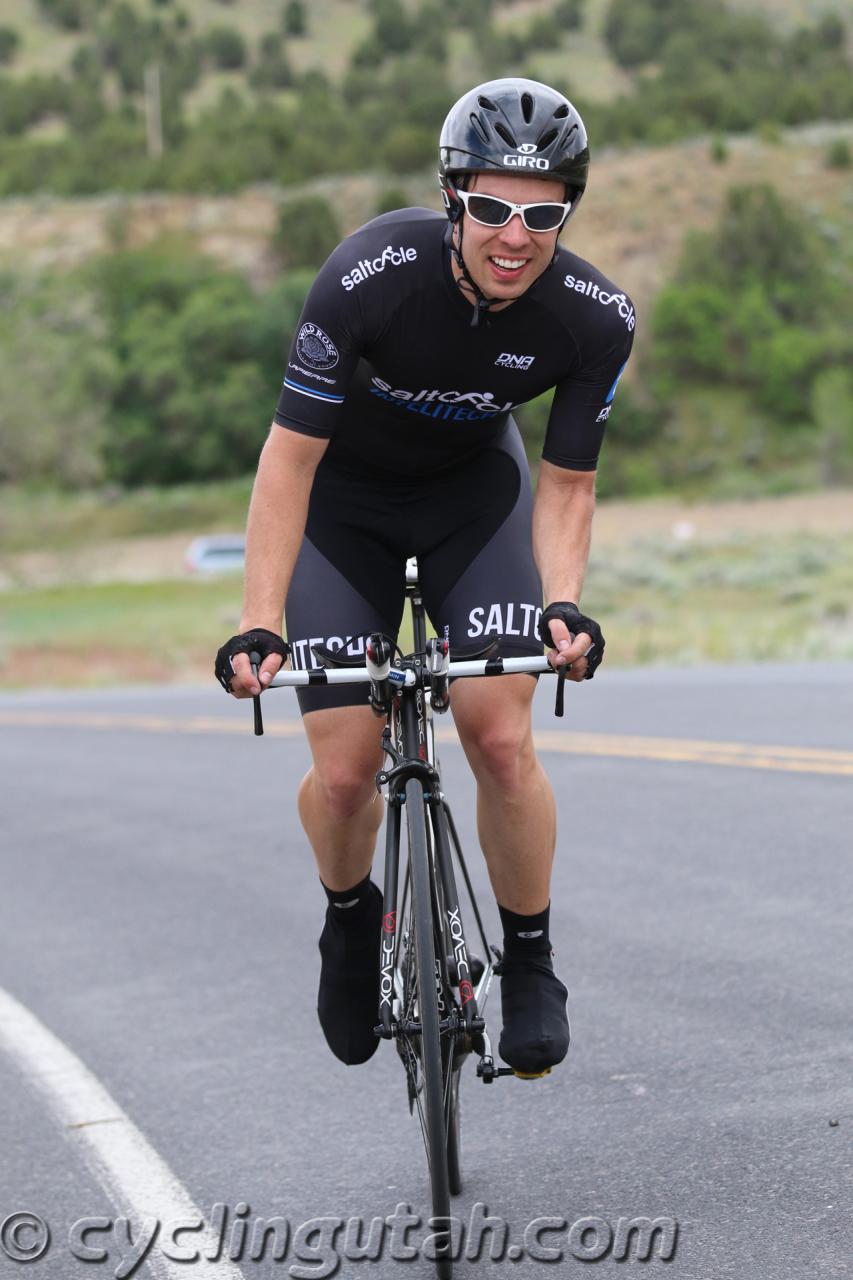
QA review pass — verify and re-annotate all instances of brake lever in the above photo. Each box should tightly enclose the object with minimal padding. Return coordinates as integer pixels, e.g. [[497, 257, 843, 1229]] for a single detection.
[[554, 663, 567, 718], [250, 650, 264, 736]]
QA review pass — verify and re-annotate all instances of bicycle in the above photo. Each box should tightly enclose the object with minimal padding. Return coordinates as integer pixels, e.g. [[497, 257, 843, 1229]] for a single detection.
[[249, 559, 567, 1280]]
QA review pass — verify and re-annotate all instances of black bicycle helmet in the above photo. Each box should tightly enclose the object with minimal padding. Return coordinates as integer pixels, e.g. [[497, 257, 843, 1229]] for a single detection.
[[439, 77, 590, 225]]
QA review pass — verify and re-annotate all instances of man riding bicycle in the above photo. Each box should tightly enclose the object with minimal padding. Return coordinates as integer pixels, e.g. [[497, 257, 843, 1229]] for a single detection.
[[216, 78, 634, 1077]]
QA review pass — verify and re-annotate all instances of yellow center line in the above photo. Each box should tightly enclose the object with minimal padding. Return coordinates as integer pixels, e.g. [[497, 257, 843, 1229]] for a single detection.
[[1, 710, 851, 778]]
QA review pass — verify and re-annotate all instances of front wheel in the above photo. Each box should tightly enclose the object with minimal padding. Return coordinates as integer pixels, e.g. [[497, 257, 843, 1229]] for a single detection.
[[406, 778, 453, 1280], [446, 1063, 462, 1196]]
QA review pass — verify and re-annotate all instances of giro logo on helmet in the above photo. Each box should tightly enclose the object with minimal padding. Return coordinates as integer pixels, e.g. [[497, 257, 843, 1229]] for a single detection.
[[296, 322, 339, 370], [503, 151, 550, 170]]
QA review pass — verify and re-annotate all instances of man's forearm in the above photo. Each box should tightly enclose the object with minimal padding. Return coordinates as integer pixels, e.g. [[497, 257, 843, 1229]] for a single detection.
[[532, 461, 596, 604], [239, 427, 327, 632]]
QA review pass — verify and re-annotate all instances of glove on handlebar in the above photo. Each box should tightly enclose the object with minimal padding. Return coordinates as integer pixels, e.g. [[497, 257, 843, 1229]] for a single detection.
[[538, 601, 605, 680], [215, 628, 290, 692]]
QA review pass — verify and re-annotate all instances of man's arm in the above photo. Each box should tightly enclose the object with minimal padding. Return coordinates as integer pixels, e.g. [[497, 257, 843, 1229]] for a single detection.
[[229, 424, 329, 697], [532, 461, 597, 680]]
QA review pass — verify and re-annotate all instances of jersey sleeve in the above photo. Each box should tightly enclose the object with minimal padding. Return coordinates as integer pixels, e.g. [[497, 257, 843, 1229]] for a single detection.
[[273, 248, 365, 439], [541, 297, 635, 471]]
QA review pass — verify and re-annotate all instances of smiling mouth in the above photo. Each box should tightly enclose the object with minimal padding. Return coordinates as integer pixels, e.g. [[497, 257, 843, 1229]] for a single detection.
[[488, 256, 530, 281], [490, 256, 528, 270]]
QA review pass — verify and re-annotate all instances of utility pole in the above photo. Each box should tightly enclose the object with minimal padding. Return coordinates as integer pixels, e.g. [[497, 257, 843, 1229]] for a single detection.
[[144, 62, 163, 159]]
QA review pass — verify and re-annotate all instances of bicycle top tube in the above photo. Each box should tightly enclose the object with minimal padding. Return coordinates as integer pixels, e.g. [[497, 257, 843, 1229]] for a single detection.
[[268, 653, 554, 689]]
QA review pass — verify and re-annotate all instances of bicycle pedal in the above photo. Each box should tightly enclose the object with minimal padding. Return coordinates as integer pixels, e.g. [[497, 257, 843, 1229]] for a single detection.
[[513, 1067, 553, 1080]]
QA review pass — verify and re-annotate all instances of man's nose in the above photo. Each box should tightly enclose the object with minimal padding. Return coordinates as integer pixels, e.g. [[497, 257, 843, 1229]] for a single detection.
[[498, 212, 531, 247]]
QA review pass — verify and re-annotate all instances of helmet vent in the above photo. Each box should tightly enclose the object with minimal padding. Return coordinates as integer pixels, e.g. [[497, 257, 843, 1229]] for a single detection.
[[494, 122, 517, 148], [553, 104, 570, 119], [477, 95, 498, 112], [470, 111, 489, 144], [537, 127, 558, 151], [520, 92, 534, 123]]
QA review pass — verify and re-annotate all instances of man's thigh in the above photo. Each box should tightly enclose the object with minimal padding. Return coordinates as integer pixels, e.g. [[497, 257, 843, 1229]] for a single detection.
[[450, 672, 537, 762], [285, 468, 407, 715], [302, 704, 386, 783]]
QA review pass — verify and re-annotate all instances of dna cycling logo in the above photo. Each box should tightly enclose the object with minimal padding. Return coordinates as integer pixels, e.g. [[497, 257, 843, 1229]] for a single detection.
[[295, 322, 339, 370], [503, 141, 550, 170]]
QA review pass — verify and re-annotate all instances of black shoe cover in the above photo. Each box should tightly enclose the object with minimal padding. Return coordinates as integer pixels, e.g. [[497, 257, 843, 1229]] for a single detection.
[[498, 952, 570, 1075], [317, 882, 383, 1065]]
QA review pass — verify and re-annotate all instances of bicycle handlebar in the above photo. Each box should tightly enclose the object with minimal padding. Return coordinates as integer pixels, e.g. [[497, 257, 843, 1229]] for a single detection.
[[267, 654, 555, 687]]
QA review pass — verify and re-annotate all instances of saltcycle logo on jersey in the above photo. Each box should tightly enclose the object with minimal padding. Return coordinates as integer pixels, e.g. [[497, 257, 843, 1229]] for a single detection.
[[369, 377, 514, 422], [564, 274, 636, 332], [503, 141, 550, 171], [340, 244, 418, 291]]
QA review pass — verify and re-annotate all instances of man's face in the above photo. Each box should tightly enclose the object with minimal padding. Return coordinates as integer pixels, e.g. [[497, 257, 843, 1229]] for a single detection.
[[452, 171, 566, 306]]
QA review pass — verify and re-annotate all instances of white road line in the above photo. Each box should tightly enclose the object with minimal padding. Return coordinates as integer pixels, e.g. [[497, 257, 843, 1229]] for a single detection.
[[0, 986, 247, 1280]]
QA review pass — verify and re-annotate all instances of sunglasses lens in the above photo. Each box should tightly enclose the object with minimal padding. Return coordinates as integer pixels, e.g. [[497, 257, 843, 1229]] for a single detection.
[[525, 203, 568, 232], [466, 195, 511, 226]]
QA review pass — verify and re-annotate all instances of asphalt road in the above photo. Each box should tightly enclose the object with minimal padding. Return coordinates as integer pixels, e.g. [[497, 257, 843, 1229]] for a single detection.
[[1, 664, 851, 1280]]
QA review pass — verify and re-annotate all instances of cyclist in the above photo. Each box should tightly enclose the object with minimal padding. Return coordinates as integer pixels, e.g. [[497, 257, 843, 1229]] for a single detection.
[[216, 78, 634, 1077]]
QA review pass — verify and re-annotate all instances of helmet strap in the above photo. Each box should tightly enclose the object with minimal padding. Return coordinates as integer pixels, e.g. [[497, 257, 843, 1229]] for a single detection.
[[449, 219, 499, 329]]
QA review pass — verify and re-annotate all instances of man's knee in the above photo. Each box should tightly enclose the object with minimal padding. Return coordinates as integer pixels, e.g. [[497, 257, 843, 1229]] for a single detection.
[[301, 707, 383, 821], [306, 761, 377, 821], [457, 712, 537, 793]]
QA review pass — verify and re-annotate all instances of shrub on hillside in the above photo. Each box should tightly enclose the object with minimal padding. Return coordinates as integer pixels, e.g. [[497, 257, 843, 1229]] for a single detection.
[[206, 25, 246, 70], [826, 137, 851, 169], [37, 0, 96, 32], [376, 186, 409, 215], [0, 74, 71, 135], [0, 27, 20, 66]]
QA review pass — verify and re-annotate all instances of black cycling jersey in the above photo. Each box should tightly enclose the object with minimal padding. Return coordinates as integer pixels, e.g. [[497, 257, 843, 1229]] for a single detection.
[[274, 207, 634, 476]]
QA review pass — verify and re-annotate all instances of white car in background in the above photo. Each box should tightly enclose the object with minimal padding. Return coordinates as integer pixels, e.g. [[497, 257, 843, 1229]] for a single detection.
[[185, 534, 245, 575]]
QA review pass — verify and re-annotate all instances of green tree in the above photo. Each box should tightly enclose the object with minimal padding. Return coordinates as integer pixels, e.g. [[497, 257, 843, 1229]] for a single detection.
[[651, 183, 853, 487], [251, 32, 292, 89], [283, 0, 306, 37], [0, 272, 117, 487], [274, 195, 341, 269], [367, 0, 413, 53], [88, 248, 273, 485]]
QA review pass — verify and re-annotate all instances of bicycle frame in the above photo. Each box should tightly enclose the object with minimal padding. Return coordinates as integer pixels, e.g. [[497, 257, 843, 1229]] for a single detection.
[[376, 573, 489, 1053]]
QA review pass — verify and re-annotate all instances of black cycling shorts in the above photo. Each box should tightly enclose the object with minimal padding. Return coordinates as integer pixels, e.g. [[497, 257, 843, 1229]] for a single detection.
[[285, 417, 544, 714]]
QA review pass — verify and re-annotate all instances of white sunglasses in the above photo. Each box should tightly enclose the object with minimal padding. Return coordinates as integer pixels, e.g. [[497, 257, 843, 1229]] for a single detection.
[[454, 188, 572, 233]]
